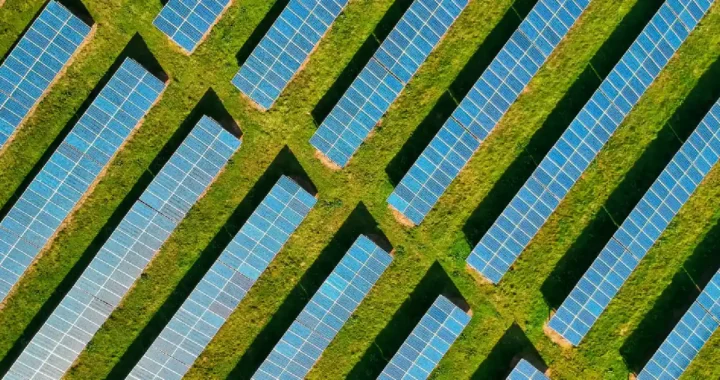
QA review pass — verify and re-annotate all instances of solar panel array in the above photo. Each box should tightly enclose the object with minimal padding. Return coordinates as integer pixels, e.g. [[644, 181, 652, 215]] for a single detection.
[[547, 99, 720, 346], [128, 175, 316, 380], [507, 359, 549, 380], [638, 270, 720, 380], [387, 0, 590, 226], [5, 116, 240, 380], [231, 0, 350, 110], [378, 295, 471, 380], [309, 0, 469, 169], [0, 0, 91, 150], [466, 0, 714, 285], [153, 0, 231, 54], [253, 235, 392, 379], [0, 58, 165, 304]]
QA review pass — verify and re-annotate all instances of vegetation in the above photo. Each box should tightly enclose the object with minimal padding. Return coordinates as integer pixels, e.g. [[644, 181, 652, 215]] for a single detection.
[[0, 0, 719, 379]]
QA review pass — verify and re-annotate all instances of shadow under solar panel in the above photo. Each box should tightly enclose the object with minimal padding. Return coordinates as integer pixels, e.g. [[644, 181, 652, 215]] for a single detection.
[[378, 294, 471, 380], [253, 235, 392, 380], [637, 270, 720, 380]]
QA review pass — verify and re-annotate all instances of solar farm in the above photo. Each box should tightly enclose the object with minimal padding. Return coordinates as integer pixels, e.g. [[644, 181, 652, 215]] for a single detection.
[[0, 0, 720, 379]]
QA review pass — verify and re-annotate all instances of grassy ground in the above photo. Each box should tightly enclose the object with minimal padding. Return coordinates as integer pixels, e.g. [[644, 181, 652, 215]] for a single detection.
[[0, 0, 719, 379]]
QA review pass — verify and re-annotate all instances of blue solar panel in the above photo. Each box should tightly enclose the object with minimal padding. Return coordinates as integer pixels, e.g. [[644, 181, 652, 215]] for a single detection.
[[507, 359, 549, 380], [252, 235, 392, 379], [466, 0, 715, 285], [231, 0, 350, 110], [127, 176, 316, 380], [153, 0, 231, 53], [547, 99, 720, 346], [378, 295, 471, 380], [309, 0, 469, 169], [5, 116, 240, 380], [0, 0, 92, 150], [638, 271, 720, 380], [0, 58, 165, 304], [387, 0, 590, 225]]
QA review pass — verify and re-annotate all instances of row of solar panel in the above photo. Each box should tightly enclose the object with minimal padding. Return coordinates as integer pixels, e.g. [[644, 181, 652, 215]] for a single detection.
[[153, 0, 231, 54], [388, 0, 592, 225], [0, 1, 91, 150], [466, 0, 715, 285], [310, 0, 469, 168], [0, 57, 164, 303], [6, 0, 720, 379], [379, 295, 471, 380], [0, 0, 346, 154], [254, 235, 393, 380], [128, 176, 317, 380], [546, 98, 720, 352], [121, 174, 473, 380], [108, 185, 474, 380], [6, 111, 241, 379], [638, 270, 720, 380]]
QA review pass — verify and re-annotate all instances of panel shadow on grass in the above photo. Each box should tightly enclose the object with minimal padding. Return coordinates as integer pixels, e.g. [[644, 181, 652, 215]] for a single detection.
[[311, 0, 414, 125], [58, 0, 94, 26], [0, 38, 179, 377], [227, 201, 390, 379], [461, 0, 665, 247], [345, 261, 464, 380], [235, 0, 290, 67], [384, 0, 538, 186], [541, 53, 720, 309], [620, 220, 720, 373], [0, 33, 167, 254], [471, 322, 546, 380], [105, 145, 312, 379]]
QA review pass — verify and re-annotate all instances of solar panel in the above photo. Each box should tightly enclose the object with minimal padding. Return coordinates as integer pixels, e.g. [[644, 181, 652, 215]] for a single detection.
[[466, 0, 715, 285], [5, 116, 240, 380], [309, 0, 469, 169], [507, 359, 549, 380], [378, 295, 471, 380], [231, 0, 350, 110], [0, 58, 165, 303], [253, 235, 392, 380], [387, 0, 590, 226], [638, 270, 720, 380], [153, 0, 232, 54], [127, 176, 317, 380], [547, 99, 720, 346], [0, 0, 92, 150]]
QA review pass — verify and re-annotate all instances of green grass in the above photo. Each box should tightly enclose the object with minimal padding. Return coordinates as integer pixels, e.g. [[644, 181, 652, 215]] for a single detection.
[[0, 0, 719, 379]]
